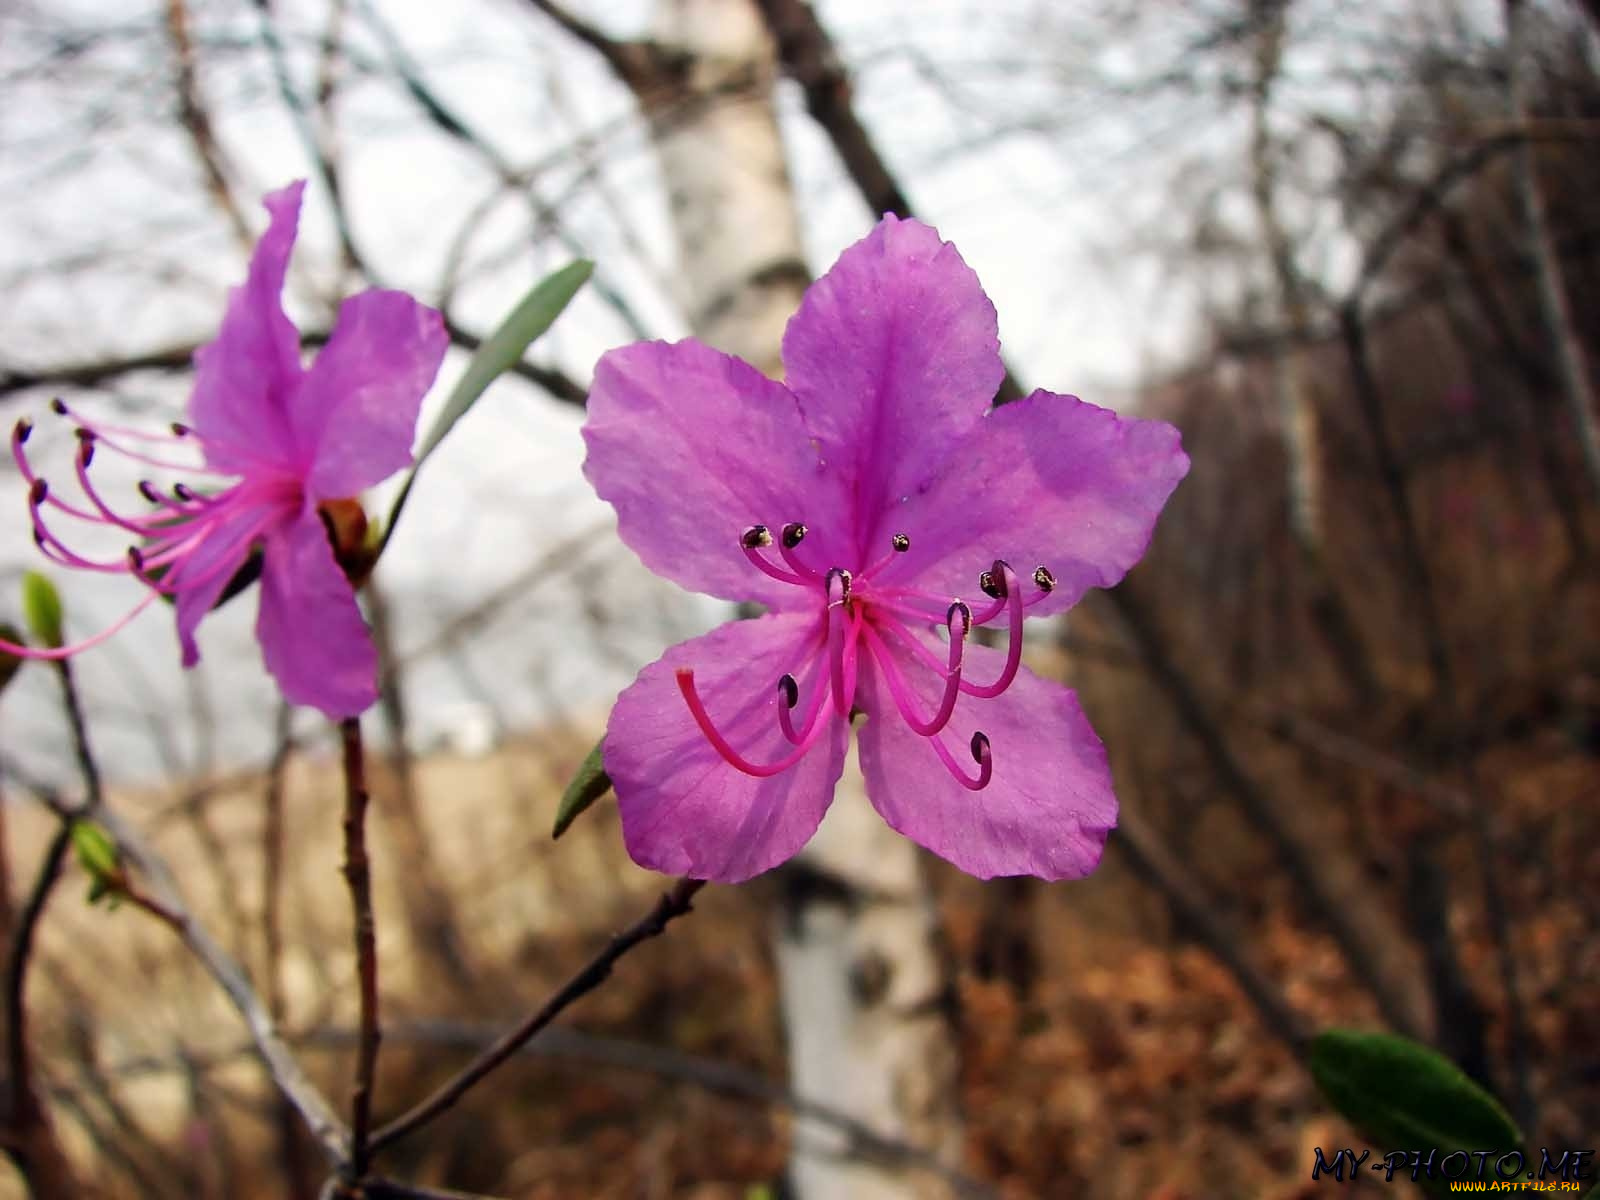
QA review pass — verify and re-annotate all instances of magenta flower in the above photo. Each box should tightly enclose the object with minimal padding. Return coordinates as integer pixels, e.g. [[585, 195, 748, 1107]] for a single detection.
[[5, 181, 447, 717], [583, 216, 1189, 883]]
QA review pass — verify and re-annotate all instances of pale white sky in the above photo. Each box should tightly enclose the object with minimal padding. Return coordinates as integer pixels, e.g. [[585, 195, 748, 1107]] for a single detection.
[[0, 0, 1506, 782]]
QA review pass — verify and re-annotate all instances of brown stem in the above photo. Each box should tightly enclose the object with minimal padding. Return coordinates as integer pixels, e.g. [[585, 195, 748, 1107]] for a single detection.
[[339, 717, 380, 1182], [2, 823, 81, 1198], [367, 878, 706, 1157]]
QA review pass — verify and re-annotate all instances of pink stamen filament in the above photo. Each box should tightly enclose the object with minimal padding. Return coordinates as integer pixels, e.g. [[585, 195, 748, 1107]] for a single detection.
[[776, 536, 825, 584], [960, 562, 1024, 699], [826, 570, 859, 716], [742, 542, 810, 587], [861, 608, 966, 737], [929, 731, 993, 791], [676, 669, 833, 777], [777, 660, 832, 745], [0, 591, 161, 661]]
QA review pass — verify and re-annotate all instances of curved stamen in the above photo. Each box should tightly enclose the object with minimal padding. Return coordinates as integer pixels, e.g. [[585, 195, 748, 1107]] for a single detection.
[[929, 730, 993, 791], [73, 442, 170, 536], [857, 532, 912, 583], [0, 591, 161, 661], [776, 662, 831, 745], [776, 523, 826, 583], [861, 602, 967, 737], [741, 526, 810, 586], [961, 561, 1023, 699], [676, 669, 831, 777], [50, 398, 183, 444]]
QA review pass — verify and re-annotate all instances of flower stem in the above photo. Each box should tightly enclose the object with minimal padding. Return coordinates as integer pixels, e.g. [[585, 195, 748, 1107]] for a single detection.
[[339, 716, 380, 1183]]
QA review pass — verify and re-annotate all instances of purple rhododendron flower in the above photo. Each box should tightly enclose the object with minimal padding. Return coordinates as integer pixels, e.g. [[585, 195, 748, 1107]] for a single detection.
[[5, 181, 447, 718], [583, 215, 1190, 883]]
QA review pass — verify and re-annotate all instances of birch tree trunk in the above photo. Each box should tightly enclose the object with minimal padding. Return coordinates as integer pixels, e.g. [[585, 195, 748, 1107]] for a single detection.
[[630, 2, 965, 1193]]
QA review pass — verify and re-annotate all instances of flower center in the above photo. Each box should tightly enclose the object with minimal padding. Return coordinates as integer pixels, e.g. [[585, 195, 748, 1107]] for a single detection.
[[675, 521, 1059, 790]]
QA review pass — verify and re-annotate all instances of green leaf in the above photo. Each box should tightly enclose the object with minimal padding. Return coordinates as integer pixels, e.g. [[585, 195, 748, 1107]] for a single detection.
[[1311, 1029, 1522, 1196], [382, 259, 593, 554], [20, 571, 64, 649], [552, 738, 610, 839]]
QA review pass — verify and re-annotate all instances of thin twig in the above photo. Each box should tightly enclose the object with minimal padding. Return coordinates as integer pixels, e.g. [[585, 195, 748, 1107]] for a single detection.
[[338, 717, 380, 1182], [1, 325, 586, 407], [2, 822, 76, 1192], [93, 804, 352, 1166], [55, 659, 103, 811], [1506, 0, 1600, 505], [165, 0, 253, 249], [367, 878, 707, 1157], [1114, 807, 1311, 1057]]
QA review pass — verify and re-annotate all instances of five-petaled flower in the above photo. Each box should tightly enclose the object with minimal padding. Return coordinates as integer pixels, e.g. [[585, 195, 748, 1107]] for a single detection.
[[5, 180, 447, 718], [583, 215, 1189, 883]]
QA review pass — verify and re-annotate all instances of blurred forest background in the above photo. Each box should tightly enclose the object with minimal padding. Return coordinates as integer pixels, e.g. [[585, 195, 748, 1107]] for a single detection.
[[1, 0, 1597, 1197]]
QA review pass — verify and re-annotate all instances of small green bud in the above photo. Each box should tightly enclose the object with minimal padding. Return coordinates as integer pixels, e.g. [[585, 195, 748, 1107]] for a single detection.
[[70, 820, 124, 907], [21, 571, 64, 649]]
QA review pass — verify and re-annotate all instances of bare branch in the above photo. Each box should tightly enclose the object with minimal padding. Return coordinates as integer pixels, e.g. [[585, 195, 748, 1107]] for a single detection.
[[367, 879, 706, 1157], [337, 716, 380, 1182], [164, 0, 253, 250], [94, 804, 351, 1166]]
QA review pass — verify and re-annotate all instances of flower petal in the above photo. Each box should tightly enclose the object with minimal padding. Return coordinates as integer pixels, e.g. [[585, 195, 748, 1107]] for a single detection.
[[189, 181, 305, 473], [583, 340, 850, 607], [255, 509, 377, 718], [782, 215, 1004, 555], [876, 391, 1189, 618], [856, 636, 1116, 880], [294, 290, 448, 499], [605, 612, 849, 882], [171, 505, 277, 668]]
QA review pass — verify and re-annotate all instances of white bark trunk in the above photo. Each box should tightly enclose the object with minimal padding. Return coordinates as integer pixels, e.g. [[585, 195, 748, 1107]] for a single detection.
[[642, 3, 964, 1193]]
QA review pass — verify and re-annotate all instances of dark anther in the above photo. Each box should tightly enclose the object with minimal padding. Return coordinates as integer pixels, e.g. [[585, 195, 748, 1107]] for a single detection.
[[49, 398, 68, 416], [127, 546, 144, 570], [970, 731, 991, 761], [891, 533, 910, 553], [1033, 566, 1056, 593], [173, 483, 195, 502], [78, 438, 95, 468], [947, 599, 971, 635], [825, 566, 853, 600], [28, 478, 47, 506], [778, 674, 799, 708], [978, 559, 1010, 600], [781, 522, 807, 548], [138, 480, 161, 504], [14, 418, 31, 444], [741, 525, 772, 549], [170, 422, 191, 437]]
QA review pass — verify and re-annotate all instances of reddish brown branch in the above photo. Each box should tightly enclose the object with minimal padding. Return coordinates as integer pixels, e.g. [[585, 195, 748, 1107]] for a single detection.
[[338, 717, 380, 1183], [367, 878, 706, 1157]]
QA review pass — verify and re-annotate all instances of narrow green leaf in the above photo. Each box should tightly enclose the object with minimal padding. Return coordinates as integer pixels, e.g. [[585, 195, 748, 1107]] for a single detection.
[[552, 738, 610, 839], [382, 259, 593, 553], [1311, 1029, 1522, 1197], [20, 571, 64, 649]]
